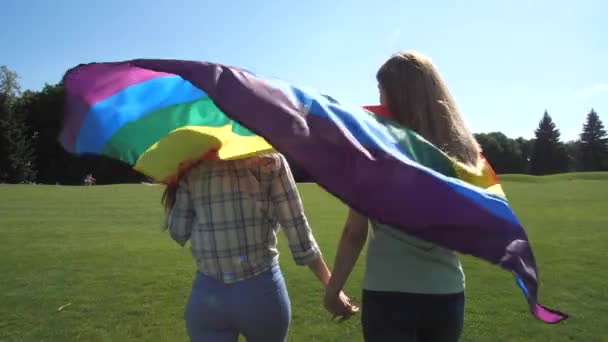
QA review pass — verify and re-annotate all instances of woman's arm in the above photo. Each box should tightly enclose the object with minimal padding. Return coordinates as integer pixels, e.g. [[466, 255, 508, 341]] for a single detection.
[[307, 256, 331, 286], [324, 208, 368, 317], [167, 181, 194, 246], [269, 156, 324, 269], [268, 156, 358, 316]]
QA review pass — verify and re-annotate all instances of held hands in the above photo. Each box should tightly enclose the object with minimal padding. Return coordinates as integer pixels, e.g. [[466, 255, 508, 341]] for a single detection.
[[324, 289, 359, 321], [307, 257, 358, 320]]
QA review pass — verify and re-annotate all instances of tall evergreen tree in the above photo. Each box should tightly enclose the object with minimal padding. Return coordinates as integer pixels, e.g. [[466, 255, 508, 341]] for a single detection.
[[578, 109, 608, 171], [530, 110, 569, 175]]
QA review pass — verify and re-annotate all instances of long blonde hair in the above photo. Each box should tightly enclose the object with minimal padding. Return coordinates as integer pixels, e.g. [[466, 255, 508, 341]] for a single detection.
[[376, 51, 480, 167]]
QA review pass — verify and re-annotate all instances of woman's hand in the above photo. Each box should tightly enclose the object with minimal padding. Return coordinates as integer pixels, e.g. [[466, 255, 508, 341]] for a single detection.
[[324, 288, 359, 321], [323, 209, 368, 321]]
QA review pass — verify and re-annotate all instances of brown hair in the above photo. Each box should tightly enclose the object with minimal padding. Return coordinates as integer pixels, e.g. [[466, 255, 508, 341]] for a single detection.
[[376, 51, 480, 167], [161, 183, 178, 213], [161, 158, 205, 219]]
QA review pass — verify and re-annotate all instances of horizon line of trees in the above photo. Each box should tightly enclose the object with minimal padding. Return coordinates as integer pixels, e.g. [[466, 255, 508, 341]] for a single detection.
[[474, 108, 607, 175], [1, 66, 607, 185]]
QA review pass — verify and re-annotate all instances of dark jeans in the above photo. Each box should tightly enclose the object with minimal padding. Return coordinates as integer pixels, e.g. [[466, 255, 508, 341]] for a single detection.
[[361, 290, 465, 342]]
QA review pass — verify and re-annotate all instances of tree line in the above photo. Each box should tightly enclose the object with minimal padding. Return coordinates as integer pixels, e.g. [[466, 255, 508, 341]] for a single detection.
[[474, 109, 607, 175], [1, 66, 607, 185]]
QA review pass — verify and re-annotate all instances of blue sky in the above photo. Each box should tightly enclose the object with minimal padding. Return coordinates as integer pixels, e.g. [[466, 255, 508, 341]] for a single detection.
[[1, 0, 606, 141]]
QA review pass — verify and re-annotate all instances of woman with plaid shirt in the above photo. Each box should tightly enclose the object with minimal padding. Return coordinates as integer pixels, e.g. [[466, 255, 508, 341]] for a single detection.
[[163, 153, 357, 342]]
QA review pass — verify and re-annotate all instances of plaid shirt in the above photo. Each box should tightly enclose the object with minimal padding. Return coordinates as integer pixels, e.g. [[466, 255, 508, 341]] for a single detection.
[[168, 153, 321, 283]]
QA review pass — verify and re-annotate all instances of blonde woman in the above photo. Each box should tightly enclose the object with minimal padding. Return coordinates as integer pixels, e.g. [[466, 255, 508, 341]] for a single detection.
[[324, 51, 480, 342], [164, 153, 356, 342]]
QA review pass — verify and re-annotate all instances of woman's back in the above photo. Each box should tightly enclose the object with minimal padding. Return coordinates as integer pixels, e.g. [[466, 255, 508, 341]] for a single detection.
[[364, 220, 465, 294], [364, 51, 478, 293], [168, 154, 321, 284], [325, 51, 475, 341]]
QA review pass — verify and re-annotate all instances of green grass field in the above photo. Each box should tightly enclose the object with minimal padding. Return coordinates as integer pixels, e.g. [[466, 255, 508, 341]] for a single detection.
[[1, 173, 608, 341]]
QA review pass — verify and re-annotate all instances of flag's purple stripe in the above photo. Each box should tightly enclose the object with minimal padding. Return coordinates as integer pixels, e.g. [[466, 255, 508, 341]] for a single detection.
[[282, 81, 519, 226], [445, 179, 518, 224], [289, 116, 521, 263], [59, 63, 170, 152], [68, 63, 171, 105], [131, 59, 522, 259]]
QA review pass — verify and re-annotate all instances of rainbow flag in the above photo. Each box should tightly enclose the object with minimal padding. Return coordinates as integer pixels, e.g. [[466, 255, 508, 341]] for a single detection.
[[59, 59, 567, 324], [59, 63, 274, 183]]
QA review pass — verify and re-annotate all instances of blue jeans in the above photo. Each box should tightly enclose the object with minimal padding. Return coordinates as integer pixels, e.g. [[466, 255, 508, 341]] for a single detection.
[[184, 264, 291, 342], [361, 290, 465, 342]]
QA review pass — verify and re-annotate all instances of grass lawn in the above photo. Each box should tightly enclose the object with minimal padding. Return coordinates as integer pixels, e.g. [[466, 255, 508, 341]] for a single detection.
[[1, 173, 607, 341]]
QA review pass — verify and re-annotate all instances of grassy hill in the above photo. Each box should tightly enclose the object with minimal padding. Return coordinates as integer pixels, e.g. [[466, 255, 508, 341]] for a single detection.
[[1, 174, 607, 341]]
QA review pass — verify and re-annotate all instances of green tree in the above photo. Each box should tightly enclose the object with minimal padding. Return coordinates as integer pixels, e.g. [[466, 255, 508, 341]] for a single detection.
[[515, 137, 533, 173], [0, 66, 37, 183], [16, 85, 66, 183], [475, 132, 526, 174], [578, 109, 608, 171], [0, 96, 10, 181], [563, 141, 581, 171], [0, 65, 20, 96], [16, 81, 145, 185], [530, 110, 569, 175]]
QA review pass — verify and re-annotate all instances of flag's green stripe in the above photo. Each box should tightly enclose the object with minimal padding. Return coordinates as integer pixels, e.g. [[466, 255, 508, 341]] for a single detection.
[[101, 96, 256, 164], [371, 113, 457, 177]]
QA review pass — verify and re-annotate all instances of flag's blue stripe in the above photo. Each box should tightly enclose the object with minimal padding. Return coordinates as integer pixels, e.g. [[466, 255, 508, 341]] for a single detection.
[[288, 84, 407, 157], [76, 75, 206, 154], [516, 276, 530, 297]]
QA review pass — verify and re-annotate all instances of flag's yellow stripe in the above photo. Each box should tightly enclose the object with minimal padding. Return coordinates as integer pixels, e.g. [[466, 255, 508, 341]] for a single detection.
[[133, 125, 274, 182]]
